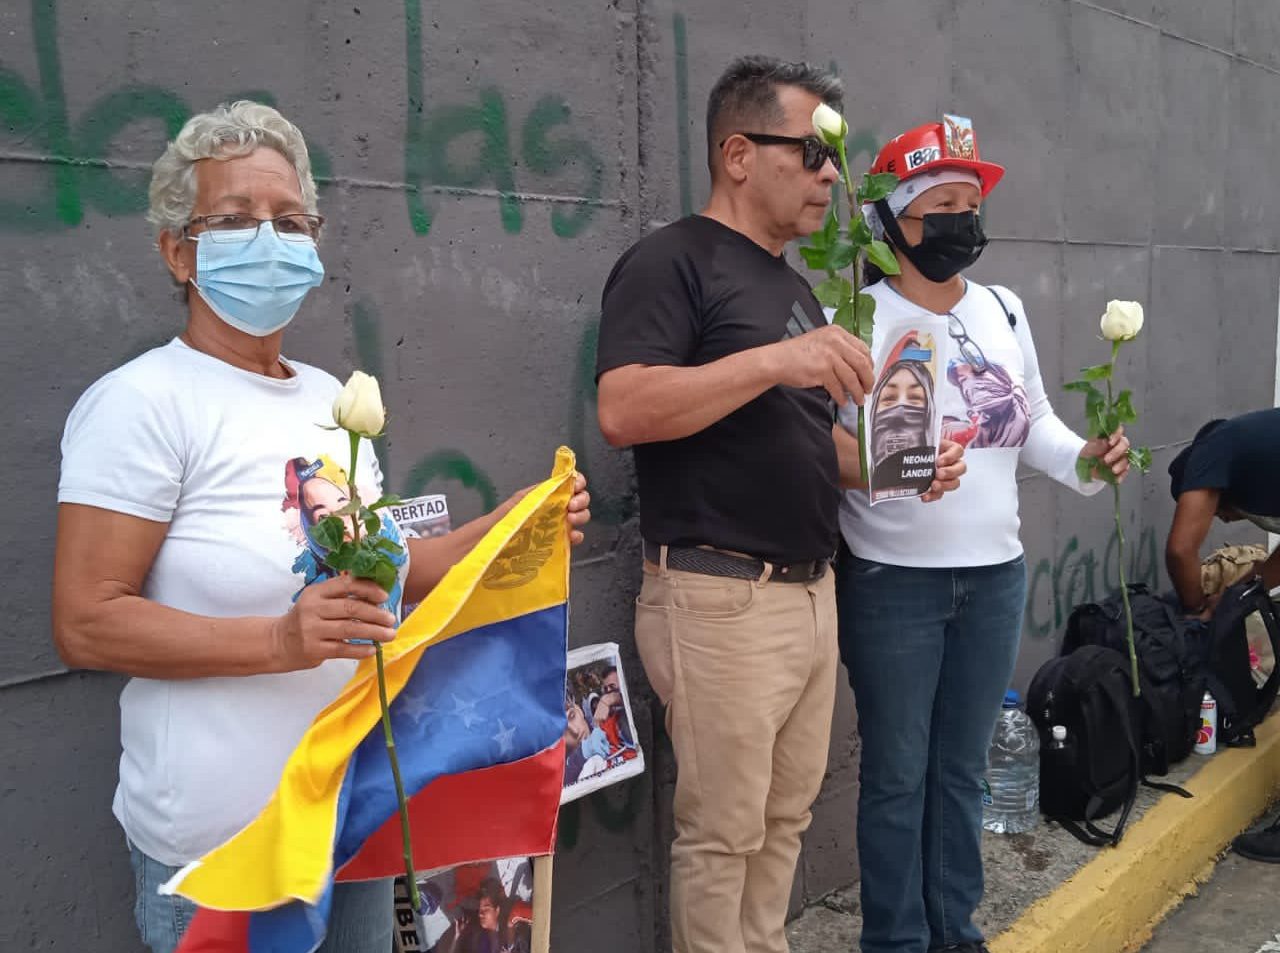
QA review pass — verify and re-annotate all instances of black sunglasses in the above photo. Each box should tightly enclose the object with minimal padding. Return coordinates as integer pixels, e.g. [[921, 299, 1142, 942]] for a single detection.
[[721, 133, 839, 172]]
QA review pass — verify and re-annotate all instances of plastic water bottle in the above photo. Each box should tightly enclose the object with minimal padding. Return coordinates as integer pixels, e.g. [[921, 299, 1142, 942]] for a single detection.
[[982, 690, 1041, 834]]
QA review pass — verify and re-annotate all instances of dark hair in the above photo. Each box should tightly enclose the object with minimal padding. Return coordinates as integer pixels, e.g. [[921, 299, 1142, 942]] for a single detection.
[[705, 55, 843, 174], [478, 877, 505, 908]]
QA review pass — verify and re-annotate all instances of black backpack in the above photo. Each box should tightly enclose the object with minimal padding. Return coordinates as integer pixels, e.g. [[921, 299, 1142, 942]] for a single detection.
[[1026, 646, 1144, 846], [1199, 578, 1280, 747], [1062, 585, 1204, 775]]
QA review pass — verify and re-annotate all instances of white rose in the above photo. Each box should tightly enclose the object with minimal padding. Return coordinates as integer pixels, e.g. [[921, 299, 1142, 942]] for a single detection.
[[1100, 300, 1144, 341], [811, 103, 847, 147], [332, 370, 386, 437]]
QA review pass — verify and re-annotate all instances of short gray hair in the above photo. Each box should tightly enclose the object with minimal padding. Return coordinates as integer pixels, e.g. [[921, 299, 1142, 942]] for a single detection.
[[147, 101, 318, 233], [706, 56, 843, 173]]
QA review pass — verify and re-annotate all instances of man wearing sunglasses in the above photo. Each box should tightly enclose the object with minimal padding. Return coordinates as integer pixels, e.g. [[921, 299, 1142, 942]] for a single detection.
[[595, 56, 964, 953]]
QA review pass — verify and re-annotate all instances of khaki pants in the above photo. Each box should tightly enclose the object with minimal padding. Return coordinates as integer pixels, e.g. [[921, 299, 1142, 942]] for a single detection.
[[635, 552, 838, 953]]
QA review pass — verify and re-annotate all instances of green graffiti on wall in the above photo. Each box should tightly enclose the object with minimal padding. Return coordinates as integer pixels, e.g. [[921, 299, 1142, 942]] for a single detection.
[[401, 0, 605, 237], [0, 0, 333, 230], [1026, 525, 1160, 639], [1, 0, 601, 236]]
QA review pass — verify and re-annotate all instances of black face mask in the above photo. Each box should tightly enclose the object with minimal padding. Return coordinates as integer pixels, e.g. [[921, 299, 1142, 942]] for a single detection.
[[871, 402, 929, 463], [876, 200, 988, 283]]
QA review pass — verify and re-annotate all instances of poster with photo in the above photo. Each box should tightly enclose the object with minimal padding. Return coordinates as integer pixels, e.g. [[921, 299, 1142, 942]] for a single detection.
[[862, 318, 947, 505], [391, 494, 451, 618], [393, 856, 535, 953], [390, 494, 451, 540], [561, 642, 645, 803]]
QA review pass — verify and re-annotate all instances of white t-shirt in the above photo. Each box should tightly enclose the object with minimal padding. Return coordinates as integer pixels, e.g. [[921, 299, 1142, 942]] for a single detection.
[[57, 338, 409, 866], [836, 279, 1102, 568]]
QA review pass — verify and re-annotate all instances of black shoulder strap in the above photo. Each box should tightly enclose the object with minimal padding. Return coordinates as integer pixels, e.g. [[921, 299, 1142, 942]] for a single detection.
[[987, 285, 1017, 329]]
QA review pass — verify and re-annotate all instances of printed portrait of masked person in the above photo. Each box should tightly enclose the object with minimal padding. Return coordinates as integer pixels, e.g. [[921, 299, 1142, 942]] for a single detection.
[[868, 334, 938, 501]]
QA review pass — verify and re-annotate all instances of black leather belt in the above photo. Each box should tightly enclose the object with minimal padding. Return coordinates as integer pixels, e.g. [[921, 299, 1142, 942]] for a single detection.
[[643, 541, 827, 584]]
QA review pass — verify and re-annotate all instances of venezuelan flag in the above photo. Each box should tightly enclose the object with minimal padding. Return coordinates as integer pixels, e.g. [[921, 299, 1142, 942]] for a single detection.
[[164, 449, 578, 952]]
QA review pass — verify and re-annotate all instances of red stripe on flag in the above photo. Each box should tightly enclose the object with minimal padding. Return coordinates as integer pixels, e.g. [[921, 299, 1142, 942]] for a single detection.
[[337, 740, 564, 882], [175, 909, 251, 952]]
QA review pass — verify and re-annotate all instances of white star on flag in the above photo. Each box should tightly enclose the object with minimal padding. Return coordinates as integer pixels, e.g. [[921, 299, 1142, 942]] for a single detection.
[[451, 693, 484, 730], [492, 720, 517, 756], [398, 690, 437, 724]]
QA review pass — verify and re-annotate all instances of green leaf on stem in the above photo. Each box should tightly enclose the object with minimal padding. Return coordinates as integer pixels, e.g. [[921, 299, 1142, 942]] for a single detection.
[[1080, 363, 1114, 382], [849, 216, 874, 247], [822, 206, 839, 248], [832, 300, 855, 334], [1063, 380, 1098, 394], [375, 535, 405, 556], [366, 495, 401, 512], [829, 241, 857, 271], [813, 276, 853, 308], [371, 557, 399, 594], [854, 293, 877, 344], [799, 245, 829, 271], [1112, 389, 1138, 426], [1129, 446, 1152, 473], [312, 516, 346, 552], [324, 540, 358, 572], [1076, 456, 1097, 484], [865, 240, 898, 275], [363, 512, 383, 537], [855, 172, 898, 205], [1085, 388, 1108, 437], [351, 547, 379, 579]]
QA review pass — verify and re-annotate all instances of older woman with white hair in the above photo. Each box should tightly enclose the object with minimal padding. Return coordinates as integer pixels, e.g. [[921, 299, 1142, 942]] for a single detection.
[[51, 101, 590, 953]]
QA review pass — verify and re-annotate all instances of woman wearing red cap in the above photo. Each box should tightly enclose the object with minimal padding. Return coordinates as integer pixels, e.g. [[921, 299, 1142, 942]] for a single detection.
[[835, 119, 1131, 953]]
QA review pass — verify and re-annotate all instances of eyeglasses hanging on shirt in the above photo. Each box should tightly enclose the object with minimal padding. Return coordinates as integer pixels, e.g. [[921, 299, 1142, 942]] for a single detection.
[[947, 311, 989, 374]]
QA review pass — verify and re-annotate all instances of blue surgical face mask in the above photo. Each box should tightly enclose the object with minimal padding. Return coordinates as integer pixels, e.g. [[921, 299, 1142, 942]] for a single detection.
[[189, 225, 325, 336]]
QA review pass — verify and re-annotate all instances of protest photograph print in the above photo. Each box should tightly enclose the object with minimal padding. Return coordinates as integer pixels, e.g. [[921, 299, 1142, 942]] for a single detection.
[[391, 494, 452, 618], [394, 856, 536, 953], [865, 319, 946, 505], [561, 642, 645, 802]]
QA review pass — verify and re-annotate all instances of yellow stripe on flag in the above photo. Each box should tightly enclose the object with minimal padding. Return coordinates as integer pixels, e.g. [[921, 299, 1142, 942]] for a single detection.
[[164, 448, 577, 910]]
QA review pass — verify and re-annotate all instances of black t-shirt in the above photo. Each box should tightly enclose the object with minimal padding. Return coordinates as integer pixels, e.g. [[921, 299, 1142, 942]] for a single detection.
[[596, 215, 839, 563], [1169, 408, 1280, 517]]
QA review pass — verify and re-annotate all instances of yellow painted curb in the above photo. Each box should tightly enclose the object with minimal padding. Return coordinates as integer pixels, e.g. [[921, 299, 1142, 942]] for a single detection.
[[990, 711, 1280, 953]]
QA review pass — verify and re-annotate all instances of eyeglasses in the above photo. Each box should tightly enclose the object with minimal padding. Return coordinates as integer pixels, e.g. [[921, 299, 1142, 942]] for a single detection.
[[721, 133, 839, 172], [947, 311, 988, 373], [184, 212, 324, 244]]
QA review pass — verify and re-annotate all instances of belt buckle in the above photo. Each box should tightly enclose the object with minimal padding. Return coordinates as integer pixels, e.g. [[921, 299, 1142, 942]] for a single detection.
[[774, 561, 808, 583]]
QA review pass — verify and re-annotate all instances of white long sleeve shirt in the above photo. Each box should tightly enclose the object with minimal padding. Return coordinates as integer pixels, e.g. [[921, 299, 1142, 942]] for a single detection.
[[836, 278, 1103, 568]]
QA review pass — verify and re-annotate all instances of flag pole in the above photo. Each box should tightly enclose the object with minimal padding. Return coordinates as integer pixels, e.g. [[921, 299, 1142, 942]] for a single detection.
[[532, 853, 554, 953]]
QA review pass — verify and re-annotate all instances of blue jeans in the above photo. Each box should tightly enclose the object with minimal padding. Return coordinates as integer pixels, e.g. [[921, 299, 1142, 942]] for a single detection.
[[837, 553, 1027, 953], [129, 842, 394, 953]]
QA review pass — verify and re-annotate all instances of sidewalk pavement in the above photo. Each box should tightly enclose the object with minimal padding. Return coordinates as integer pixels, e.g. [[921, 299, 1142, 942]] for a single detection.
[[1142, 810, 1280, 953], [787, 713, 1280, 953]]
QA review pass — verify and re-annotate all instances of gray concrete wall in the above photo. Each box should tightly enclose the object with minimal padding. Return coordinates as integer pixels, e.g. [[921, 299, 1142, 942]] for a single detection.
[[2, 0, 1277, 949]]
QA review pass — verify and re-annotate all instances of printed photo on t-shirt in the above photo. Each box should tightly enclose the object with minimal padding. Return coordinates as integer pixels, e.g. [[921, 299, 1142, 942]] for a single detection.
[[280, 454, 408, 615], [940, 356, 1030, 449]]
